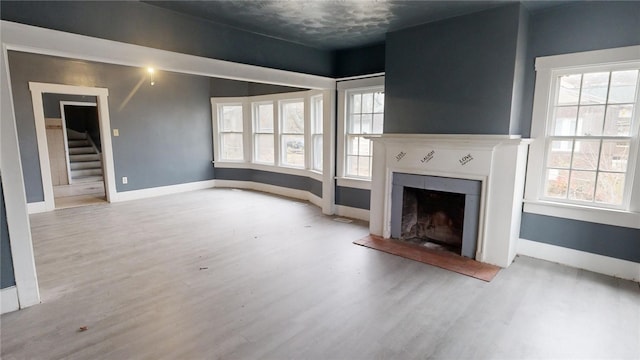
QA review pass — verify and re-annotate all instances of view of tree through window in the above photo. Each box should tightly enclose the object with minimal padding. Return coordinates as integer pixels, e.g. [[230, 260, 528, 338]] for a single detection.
[[254, 103, 275, 164], [544, 69, 638, 206], [281, 101, 305, 168], [219, 104, 243, 161]]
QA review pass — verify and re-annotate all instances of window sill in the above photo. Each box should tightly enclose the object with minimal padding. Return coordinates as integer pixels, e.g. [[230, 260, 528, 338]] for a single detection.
[[523, 199, 640, 229], [336, 177, 371, 190]]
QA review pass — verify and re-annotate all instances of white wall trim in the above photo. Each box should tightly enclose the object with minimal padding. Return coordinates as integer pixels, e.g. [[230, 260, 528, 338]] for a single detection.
[[214, 180, 323, 209], [110, 180, 217, 203], [27, 201, 47, 214], [334, 205, 370, 222], [1, 286, 19, 314], [1, 20, 335, 90], [518, 238, 640, 282], [523, 201, 640, 229], [1, 43, 41, 309]]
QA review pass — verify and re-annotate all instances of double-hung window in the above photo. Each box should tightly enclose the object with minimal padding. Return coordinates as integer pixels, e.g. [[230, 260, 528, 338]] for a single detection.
[[253, 102, 275, 164], [280, 100, 305, 168], [524, 46, 640, 228], [310, 95, 323, 172], [337, 76, 385, 187], [213, 101, 245, 162]]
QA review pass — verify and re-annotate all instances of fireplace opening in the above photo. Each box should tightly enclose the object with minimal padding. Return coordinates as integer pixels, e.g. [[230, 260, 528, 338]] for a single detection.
[[390, 173, 481, 259], [400, 187, 465, 254]]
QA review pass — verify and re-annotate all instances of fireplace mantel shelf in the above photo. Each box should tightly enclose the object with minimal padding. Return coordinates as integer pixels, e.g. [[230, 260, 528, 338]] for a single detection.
[[366, 134, 531, 147]]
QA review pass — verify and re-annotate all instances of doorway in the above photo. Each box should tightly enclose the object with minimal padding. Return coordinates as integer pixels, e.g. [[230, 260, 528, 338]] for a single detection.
[[29, 83, 116, 212], [49, 100, 107, 208]]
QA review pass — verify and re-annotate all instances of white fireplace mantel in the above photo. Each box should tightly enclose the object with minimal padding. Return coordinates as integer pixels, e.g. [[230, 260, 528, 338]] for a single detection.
[[369, 134, 531, 268]]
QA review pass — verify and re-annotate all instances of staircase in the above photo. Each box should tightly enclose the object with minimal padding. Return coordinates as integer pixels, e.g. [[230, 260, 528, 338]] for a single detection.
[[67, 129, 103, 184]]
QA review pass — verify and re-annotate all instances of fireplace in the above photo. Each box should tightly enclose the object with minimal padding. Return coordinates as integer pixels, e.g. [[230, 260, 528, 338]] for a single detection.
[[391, 173, 481, 258], [369, 134, 530, 268]]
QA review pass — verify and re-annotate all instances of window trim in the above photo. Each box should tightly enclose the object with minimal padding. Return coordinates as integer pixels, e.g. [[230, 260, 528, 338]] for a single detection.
[[336, 76, 385, 189], [252, 100, 276, 165], [278, 98, 306, 169], [524, 45, 640, 229], [211, 97, 247, 164]]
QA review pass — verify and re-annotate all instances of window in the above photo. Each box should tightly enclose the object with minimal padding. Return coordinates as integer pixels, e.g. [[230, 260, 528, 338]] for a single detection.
[[310, 95, 323, 172], [280, 100, 305, 168], [253, 102, 275, 164], [524, 46, 640, 228], [345, 89, 384, 178], [213, 101, 245, 162]]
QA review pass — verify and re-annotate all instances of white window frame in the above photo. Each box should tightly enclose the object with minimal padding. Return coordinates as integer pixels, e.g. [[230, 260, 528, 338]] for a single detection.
[[337, 76, 385, 190], [524, 45, 640, 229], [310, 94, 324, 173], [252, 100, 276, 165], [279, 98, 306, 169], [213, 101, 246, 162]]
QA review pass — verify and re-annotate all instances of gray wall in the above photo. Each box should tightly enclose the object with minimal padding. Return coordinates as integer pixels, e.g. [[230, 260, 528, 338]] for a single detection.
[[519, 1, 640, 261], [9, 51, 215, 201], [384, 4, 522, 135], [333, 43, 386, 78], [335, 186, 370, 210], [210, 78, 306, 98], [42, 94, 96, 118], [1, 178, 16, 289], [215, 168, 322, 198], [0, 1, 334, 77]]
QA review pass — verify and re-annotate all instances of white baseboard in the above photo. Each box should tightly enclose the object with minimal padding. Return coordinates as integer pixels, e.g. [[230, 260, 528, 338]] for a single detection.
[[27, 201, 47, 214], [214, 180, 323, 209], [518, 238, 640, 282], [111, 180, 217, 202], [335, 205, 370, 222], [1, 286, 19, 314]]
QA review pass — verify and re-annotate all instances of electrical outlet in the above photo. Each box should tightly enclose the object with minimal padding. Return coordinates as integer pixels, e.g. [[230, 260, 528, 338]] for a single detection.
[[122, 176, 128, 184], [113, 129, 119, 137]]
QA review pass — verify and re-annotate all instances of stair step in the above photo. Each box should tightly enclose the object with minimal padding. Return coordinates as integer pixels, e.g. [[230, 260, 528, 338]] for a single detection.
[[68, 139, 90, 147], [71, 175, 104, 184], [66, 129, 87, 140], [72, 168, 103, 177], [69, 154, 101, 162], [69, 146, 96, 155], [70, 161, 102, 170]]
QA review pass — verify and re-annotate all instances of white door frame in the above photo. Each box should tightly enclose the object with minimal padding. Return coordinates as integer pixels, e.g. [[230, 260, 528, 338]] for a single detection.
[[29, 83, 115, 211], [59, 101, 98, 185]]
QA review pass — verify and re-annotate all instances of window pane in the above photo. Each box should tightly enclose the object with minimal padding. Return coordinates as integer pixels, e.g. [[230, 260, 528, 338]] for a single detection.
[[359, 137, 372, 156], [576, 105, 605, 136], [568, 170, 596, 201], [282, 134, 304, 167], [557, 74, 582, 105], [282, 101, 304, 133], [350, 93, 361, 114], [604, 105, 634, 136], [256, 103, 274, 132], [547, 140, 573, 168], [347, 135, 360, 155], [221, 133, 243, 161], [362, 93, 373, 113], [552, 106, 577, 135], [357, 156, 372, 177], [595, 172, 625, 205], [361, 114, 372, 134], [374, 92, 385, 113], [580, 72, 609, 105], [373, 113, 384, 134], [599, 140, 629, 172], [571, 140, 600, 170], [346, 155, 359, 177], [220, 105, 243, 132], [349, 114, 361, 134], [544, 169, 569, 198], [254, 134, 274, 163], [313, 135, 323, 171], [608, 70, 638, 104]]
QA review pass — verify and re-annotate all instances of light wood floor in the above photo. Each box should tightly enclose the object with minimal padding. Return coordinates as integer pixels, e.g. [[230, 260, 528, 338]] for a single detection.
[[1, 189, 639, 359]]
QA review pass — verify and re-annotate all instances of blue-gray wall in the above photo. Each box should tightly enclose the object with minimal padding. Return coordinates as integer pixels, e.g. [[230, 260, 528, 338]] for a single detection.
[[42, 94, 96, 118], [384, 4, 523, 135], [519, 1, 640, 260], [210, 78, 306, 98], [1, 178, 16, 289], [0, 1, 334, 77], [215, 168, 322, 198], [9, 51, 215, 201], [333, 43, 386, 78]]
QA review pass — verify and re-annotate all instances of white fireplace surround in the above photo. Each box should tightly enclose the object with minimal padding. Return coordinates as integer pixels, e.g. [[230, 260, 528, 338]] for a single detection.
[[369, 134, 531, 268]]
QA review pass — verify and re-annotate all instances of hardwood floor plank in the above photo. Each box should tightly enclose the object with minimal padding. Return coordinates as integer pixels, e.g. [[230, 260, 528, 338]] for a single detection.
[[1, 188, 639, 359]]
